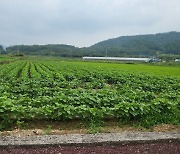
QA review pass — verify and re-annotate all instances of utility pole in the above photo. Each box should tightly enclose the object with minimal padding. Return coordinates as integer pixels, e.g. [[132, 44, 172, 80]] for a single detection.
[[105, 49, 107, 57]]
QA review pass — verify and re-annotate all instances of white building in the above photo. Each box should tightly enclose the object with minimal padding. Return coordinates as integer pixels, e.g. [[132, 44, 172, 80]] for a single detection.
[[82, 57, 151, 62], [175, 59, 180, 62]]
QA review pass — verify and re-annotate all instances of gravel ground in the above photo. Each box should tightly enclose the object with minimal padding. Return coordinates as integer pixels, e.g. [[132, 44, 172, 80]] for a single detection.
[[0, 142, 180, 154]]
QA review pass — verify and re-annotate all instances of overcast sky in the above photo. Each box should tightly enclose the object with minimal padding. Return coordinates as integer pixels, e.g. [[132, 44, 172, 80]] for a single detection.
[[0, 0, 180, 47]]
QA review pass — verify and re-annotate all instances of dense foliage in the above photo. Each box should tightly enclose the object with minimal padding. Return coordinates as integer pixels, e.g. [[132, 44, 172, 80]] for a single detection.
[[0, 58, 179, 130], [90, 31, 180, 56], [0, 45, 4, 53], [6, 44, 81, 57], [4, 32, 180, 57]]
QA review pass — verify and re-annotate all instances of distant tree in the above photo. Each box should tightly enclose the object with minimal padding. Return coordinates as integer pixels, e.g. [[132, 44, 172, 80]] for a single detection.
[[0, 45, 4, 53]]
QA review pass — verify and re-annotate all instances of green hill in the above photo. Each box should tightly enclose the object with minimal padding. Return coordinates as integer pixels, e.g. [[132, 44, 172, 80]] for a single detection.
[[6, 44, 81, 57], [4, 32, 180, 57], [89, 31, 180, 56]]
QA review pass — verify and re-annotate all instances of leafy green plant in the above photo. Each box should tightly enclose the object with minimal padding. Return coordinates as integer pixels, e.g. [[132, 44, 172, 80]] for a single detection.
[[0, 58, 179, 130]]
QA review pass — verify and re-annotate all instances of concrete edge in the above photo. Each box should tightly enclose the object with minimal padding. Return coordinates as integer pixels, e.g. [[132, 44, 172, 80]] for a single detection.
[[0, 132, 180, 147]]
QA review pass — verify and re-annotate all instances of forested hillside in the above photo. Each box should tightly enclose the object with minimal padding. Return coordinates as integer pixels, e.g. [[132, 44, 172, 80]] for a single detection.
[[3, 32, 180, 57], [6, 44, 81, 57], [90, 31, 180, 56]]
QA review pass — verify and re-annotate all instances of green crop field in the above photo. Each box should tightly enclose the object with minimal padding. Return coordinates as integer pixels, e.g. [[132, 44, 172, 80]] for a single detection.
[[0, 57, 180, 130]]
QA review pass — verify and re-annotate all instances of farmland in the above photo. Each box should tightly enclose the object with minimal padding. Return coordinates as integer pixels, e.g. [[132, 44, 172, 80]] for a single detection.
[[0, 57, 180, 130]]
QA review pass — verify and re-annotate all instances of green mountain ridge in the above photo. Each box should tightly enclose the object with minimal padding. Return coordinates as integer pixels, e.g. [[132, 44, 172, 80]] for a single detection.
[[2, 31, 180, 57], [89, 31, 180, 56]]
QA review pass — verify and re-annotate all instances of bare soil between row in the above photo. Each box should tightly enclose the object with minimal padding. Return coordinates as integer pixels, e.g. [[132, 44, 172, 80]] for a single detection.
[[1, 120, 180, 137]]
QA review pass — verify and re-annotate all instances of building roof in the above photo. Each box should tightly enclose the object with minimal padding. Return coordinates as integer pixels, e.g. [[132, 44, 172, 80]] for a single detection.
[[82, 57, 150, 62]]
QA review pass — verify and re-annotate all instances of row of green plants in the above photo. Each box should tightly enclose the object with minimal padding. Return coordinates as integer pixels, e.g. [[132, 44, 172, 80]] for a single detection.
[[0, 59, 179, 130]]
